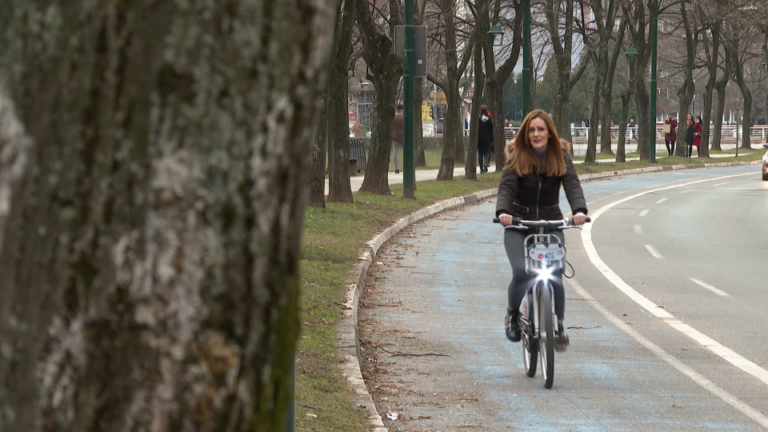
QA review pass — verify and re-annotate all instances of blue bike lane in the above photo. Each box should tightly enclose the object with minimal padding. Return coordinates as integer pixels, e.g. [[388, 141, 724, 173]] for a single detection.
[[359, 165, 765, 431]]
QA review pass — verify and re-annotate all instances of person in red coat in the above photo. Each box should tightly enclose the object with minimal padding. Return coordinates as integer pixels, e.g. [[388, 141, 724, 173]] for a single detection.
[[692, 115, 703, 157], [664, 114, 678, 157]]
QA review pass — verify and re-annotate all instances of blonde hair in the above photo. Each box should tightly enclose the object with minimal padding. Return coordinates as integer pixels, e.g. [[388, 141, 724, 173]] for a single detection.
[[504, 110, 566, 176]]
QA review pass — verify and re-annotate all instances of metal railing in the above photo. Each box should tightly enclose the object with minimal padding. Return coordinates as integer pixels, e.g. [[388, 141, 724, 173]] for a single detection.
[[502, 126, 768, 156]]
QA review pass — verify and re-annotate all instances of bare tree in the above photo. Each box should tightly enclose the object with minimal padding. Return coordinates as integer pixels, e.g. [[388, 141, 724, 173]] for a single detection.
[[544, 0, 590, 148], [624, 0, 654, 160], [674, 0, 698, 156], [0, 1, 338, 431], [429, 0, 474, 180], [485, 0, 525, 172], [357, 0, 403, 194], [328, 0, 358, 201], [584, 0, 621, 163], [600, 14, 628, 156], [310, 94, 328, 207]]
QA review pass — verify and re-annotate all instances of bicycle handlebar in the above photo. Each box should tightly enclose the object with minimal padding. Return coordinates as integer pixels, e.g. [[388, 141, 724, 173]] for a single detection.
[[492, 216, 591, 226]]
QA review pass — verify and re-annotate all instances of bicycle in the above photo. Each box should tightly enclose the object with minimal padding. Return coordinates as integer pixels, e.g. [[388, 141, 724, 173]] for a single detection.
[[493, 216, 590, 389]]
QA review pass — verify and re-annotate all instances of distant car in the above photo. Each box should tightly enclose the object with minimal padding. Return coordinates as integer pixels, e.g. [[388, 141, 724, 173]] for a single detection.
[[763, 144, 768, 181]]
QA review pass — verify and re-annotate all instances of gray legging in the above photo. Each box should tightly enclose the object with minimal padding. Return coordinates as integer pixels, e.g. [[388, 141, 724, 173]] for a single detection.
[[504, 228, 566, 319]]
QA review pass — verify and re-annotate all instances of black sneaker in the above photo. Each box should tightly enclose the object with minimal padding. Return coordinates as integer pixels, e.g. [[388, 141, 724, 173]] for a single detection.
[[555, 319, 569, 352], [505, 311, 521, 342], [395, 169, 400, 174]]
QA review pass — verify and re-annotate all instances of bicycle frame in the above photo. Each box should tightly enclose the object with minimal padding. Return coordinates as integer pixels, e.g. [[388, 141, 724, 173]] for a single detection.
[[521, 228, 565, 339]]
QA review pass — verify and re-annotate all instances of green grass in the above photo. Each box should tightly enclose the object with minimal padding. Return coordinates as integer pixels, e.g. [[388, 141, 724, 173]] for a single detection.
[[386, 148, 443, 172], [297, 153, 761, 430]]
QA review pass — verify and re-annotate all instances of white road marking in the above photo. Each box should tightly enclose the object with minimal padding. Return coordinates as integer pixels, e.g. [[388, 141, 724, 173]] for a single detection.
[[639, 209, 650, 217], [568, 278, 768, 429], [680, 189, 694, 194], [645, 245, 663, 258], [713, 182, 729, 187], [690, 278, 729, 297], [582, 171, 768, 391], [634, 225, 643, 234], [655, 198, 668, 204]]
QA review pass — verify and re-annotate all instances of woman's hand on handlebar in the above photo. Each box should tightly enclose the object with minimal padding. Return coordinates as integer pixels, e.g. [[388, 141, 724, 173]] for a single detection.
[[498, 213, 515, 227], [572, 212, 588, 226]]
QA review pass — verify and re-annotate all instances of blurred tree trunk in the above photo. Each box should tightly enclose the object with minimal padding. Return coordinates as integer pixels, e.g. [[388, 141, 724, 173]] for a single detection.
[[0, 1, 337, 431], [700, 7, 725, 158], [600, 14, 626, 156], [712, 72, 729, 152], [675, 1, 697, 157], [616, 92, 631, 162], [485, 0, 525, 172], [310, 92, 328, 208], [327, 0, 356, 202], [433, 0, 473, 180], [625, 0, 652, 160], [545, 0, 589, 147], [415, 76, 426, 167], [467, 45, 484, 180], [357, 0, 402, 194], [730, 42, 752, 150]]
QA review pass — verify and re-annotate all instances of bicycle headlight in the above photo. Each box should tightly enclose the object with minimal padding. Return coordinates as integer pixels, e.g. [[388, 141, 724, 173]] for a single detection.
[[535, 267, 555, 281]]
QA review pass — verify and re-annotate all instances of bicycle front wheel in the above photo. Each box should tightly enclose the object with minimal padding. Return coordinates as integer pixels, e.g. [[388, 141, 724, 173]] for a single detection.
[[539, 282, 555, 389], [522, 294, 538, 377]]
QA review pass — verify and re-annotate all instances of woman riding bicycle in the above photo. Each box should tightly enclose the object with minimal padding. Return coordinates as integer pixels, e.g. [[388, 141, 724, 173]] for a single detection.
[[496, 110, 588, 343]]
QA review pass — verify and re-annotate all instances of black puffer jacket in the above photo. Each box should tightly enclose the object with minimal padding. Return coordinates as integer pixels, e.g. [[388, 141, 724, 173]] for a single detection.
[[496, 154, 588, 220]]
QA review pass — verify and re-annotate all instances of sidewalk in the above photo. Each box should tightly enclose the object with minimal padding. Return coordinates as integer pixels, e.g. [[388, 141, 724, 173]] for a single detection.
[[324, 152, 752, 194]]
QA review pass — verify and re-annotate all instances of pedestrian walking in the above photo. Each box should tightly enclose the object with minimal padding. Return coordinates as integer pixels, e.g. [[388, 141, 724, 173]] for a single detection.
[[392, 103, 404, 174], [692, 115, 703, 157], [685, 114, 695, 158], [664, 114, 678, 156], [628, 118, 637, 142], [478, 105, 494, 173]]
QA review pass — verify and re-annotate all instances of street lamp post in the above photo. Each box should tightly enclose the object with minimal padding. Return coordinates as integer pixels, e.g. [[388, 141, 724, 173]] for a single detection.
[[522, 0, 531, 116], [648, 0, 659, 163], [513, 75, 518, 122], [403, 0, 415, 199]]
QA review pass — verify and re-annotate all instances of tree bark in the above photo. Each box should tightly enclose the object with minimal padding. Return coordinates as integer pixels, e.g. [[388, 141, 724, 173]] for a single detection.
[[701, 20, 723, 158], [356, 0, 403, 194], [731, 44, 752, 149], [712, 77, 728, 152], [483, 0, 525, 172], [675, 1, 697, 157], [310, 92, 328, 208], [328, 0, 357, 202], [437, 84, 462, 180], [434, 0, 473, 181], [0, 1, 338, 431], [634, 78, 651, 159], [415, 76, 426, 167], [626, 0, 652, 160], [616, 93, 631, 162], [467, 45, 484, 181], [586, 71, 602, 164], [600, 13, 626, 156]]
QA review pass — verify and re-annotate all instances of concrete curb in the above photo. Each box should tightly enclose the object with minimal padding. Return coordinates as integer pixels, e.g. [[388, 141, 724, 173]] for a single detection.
[[334, 159, 760, 431]]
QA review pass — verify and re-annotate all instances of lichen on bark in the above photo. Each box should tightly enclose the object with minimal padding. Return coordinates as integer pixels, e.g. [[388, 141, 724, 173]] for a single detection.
[[0, 0, 338, 431]]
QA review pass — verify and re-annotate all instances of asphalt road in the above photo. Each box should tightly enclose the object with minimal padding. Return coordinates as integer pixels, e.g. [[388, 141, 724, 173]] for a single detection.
[[359, 165, 768, 431]]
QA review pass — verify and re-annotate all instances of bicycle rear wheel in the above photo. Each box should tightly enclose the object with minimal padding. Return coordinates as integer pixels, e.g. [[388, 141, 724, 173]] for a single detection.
[[539, 282, 555, 389], [522, 293, 538, 377]]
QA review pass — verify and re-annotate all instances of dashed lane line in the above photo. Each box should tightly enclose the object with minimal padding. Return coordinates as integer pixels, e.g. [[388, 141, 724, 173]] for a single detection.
[[645, 245, 663, 259], [690, 278, 730, 297], [568, 278, 768, 429]]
